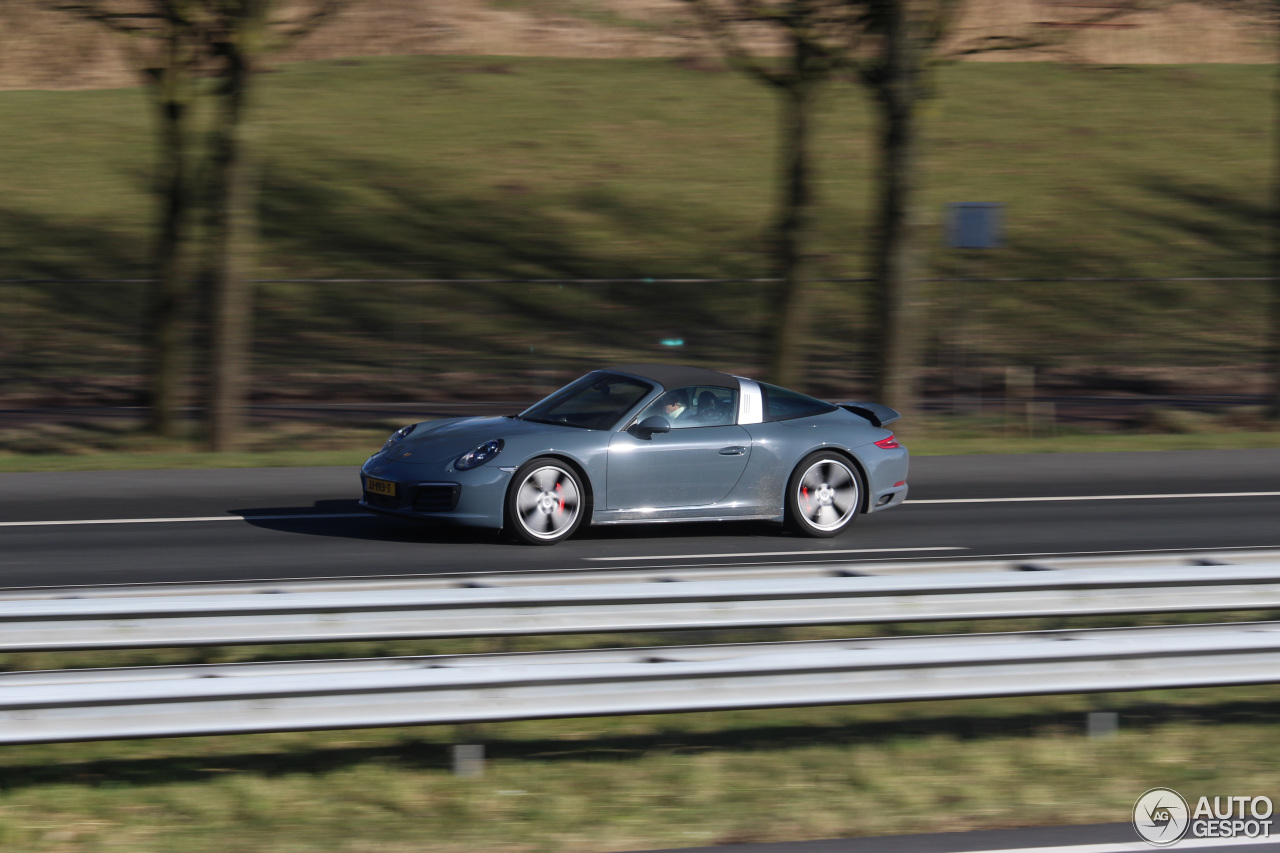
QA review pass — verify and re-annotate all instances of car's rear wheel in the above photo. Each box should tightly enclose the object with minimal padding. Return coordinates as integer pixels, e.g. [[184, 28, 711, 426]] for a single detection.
[[505, 458, 585, 545], [785, 452, 861, 538]]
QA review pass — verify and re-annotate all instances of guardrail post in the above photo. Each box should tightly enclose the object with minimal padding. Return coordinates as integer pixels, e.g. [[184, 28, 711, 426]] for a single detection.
[[1087, 710, 1119, 738], [453, 743, 484, 777], [453, 725, 485, 777]]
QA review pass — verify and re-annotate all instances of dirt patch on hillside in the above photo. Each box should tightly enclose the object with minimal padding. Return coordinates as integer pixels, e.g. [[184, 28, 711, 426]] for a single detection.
[[0, 0, 704, 91], [1, 0, 1272, 92]]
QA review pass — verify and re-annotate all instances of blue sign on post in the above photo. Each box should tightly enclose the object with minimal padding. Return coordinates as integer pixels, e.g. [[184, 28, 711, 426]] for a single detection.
[[947, 202, 1002, 249]]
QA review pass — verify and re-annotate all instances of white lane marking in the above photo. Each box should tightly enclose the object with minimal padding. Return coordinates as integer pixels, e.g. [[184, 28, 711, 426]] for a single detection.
[[950, 836, 1278, 853], [585, 546, 966, 562], [908, 491, 1280, 504], [572, 545, 1280, 572], [0, 513, 368, 528], [974, 545, 1280, 559]]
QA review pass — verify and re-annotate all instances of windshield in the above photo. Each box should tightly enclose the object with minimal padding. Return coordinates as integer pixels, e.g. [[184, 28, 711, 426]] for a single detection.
[[519, 373, 654, 430]]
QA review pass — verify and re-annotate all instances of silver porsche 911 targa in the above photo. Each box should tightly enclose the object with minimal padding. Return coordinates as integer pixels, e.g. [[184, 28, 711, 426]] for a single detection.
[[360, 364, 908, 544]]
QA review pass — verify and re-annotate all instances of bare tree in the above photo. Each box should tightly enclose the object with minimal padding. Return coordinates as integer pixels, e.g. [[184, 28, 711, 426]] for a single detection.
[[198, 0, 347, 451], [49, 2, 206, 437], [842, 0, 958, 419], [1240, 2, 1280, 419], [846, 0, 1152, 419], [685, 0, 865, 389], [52, 1, 347, 450], [1272, 13, 1280, 419], [1241, 4, 1280, 417]]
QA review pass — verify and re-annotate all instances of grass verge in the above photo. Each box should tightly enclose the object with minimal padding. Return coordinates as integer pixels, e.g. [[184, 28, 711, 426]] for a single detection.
[[1, 608, 1277, 849], [5, 620, 1280, 850]]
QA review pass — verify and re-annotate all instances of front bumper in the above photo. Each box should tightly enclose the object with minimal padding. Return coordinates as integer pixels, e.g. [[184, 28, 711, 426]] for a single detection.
[[359, 460, 511, 529]]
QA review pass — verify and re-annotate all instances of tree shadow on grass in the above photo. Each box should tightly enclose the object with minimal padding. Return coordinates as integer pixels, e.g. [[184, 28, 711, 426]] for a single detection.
[[0, 206, 146, 283], [4, 147, 773, 402], [5, 147, 775, 403], [0, 206, 149, 339], [1118, 172, 1267, 269], [2, 696, 1276, 791], [923, 169, 1271, 377], [255, 154, 770, 374], [0, 207, 152, 395]]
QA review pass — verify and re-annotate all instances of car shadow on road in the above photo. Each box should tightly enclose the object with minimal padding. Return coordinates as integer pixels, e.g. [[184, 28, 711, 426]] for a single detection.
[[231, 499, 787, 546], [231, 499, 503, 545]]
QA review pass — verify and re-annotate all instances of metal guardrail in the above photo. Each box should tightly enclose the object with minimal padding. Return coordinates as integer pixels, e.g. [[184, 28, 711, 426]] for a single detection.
[[2, 562, 1280, 651], [5, 620, 1266, 685], [4, 557, 1280, 744], [2, 621, 1278, 744]]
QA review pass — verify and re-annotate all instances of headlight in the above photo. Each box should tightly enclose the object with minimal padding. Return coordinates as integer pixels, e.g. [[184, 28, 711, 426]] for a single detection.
[[380, 423, 417, 453], [456, 439, 504, 470]]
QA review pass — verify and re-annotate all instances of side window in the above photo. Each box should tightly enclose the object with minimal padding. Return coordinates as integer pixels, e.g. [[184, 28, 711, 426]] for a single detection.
[[638, 386, 738, 429], [689, 386, 737, 427], [760, 383, 837, 421]]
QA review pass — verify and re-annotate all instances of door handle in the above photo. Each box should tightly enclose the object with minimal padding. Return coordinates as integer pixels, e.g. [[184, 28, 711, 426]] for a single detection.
[[718, 446, 747, 456]]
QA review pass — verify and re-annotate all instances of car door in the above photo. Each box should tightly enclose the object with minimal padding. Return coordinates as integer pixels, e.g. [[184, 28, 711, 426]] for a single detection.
[[606, 385, 751, 510]]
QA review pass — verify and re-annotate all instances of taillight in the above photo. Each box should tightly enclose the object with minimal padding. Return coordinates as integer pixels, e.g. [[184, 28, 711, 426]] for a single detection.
[[874, 435, 900, 449]]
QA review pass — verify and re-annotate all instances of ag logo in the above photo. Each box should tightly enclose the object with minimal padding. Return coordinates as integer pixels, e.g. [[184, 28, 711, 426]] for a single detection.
[[1134, 788, 1191, 846]]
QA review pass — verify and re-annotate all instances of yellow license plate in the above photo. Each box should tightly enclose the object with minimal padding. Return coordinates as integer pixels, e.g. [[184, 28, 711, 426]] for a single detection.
[[366, 478, 396, 496]]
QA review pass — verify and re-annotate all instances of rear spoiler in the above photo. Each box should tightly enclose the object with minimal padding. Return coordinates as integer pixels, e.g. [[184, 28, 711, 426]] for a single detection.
[[837, 402, 901, 428]]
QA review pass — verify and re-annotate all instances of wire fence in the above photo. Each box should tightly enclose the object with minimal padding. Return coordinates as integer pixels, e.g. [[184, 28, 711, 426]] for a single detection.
[[0, 276, 1273, 419]]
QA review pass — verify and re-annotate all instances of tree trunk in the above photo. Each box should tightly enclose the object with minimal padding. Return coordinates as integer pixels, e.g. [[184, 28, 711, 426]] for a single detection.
[[768, 59, 817, 390], [146, 37, 191, 439], [870, 0, 922, 419], [206, 30, 257, 452], [1271, 45, 1280, 418]]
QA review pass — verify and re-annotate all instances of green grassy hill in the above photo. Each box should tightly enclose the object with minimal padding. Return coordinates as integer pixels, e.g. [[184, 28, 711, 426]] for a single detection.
[[0, 56, 1271, 406]]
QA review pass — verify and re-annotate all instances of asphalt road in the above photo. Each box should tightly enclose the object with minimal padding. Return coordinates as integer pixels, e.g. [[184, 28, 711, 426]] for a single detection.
[[1, 448, 1278, 589], [628, 822, 1280, 853], [5, 453, 1279, 853]]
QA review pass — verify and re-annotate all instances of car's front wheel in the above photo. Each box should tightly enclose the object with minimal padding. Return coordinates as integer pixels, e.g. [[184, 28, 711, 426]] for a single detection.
[[785, 452, 862, 537], [505, 458, 586, 545]]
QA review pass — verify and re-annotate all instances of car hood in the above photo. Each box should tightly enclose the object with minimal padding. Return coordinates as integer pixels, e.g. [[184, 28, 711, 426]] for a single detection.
[[368, 416, 580, 468]]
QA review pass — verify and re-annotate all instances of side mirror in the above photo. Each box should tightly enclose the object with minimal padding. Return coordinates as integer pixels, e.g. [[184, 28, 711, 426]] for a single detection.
[[632, 416, 671, 438]]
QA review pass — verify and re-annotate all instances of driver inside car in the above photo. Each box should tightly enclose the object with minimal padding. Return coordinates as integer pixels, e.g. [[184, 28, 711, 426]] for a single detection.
[[662, 389, 691, 421]]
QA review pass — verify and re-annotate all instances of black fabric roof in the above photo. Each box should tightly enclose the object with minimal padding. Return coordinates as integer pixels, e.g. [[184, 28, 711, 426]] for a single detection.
[[604, 364, 741, 391]]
